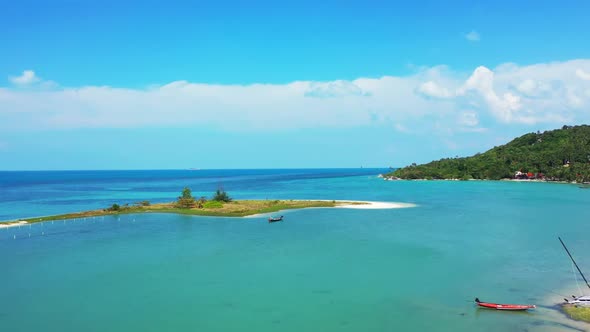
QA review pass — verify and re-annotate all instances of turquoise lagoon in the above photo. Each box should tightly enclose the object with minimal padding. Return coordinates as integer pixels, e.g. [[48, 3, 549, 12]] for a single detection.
[[1, 169, 590, 331]]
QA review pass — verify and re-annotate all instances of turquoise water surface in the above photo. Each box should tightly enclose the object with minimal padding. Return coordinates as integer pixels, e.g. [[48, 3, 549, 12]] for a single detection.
[[1, 170, 590, 331]]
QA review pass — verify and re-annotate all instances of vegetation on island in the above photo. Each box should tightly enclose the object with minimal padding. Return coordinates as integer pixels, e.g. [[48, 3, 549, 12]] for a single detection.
[[386, 125, 590, 182], [175, 186, 232, 209], [562, 305, 590, 323], [4, 187, 363, 225], [212, 188, 233, 202], [176, 187, 198, 208]]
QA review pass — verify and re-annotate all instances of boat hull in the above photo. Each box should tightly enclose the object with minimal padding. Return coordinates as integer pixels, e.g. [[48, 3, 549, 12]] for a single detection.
[[476, 302, 535, 311], [565, 295, 590, 306]]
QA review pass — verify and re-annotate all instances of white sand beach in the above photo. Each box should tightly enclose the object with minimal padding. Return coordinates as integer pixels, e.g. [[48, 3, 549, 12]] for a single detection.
[[0, 221, 28, 229], [335, 200, 417, 209], [245, 200, 417, 218]]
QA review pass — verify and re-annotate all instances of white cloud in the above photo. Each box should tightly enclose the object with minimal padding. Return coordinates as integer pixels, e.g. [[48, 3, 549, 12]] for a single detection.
[[458, 111, 479, 127], [458, 66, 524, 123], [515, 79, 552, 97], [577, 69, 590, 81], [465, 30, 480, 42], [455, 61, 590, 124], [305, 80, 368, 98], [566, 88, 584, 109], [2, 59, 590, 134], [0, 77, 427, 131], [516, 79, 536, 95], [416, 81, 452, 99], [9, 70, 40, 85]]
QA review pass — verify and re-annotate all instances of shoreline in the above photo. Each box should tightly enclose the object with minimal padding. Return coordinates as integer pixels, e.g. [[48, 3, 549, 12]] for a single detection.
[[244, 200, 417, 218], [543, 286, 590, 326], [334, 200, 416, 209], [0, 220, 28, 229], [380, 175, 586, 185], [562, 304, 590, 324], [0, 199, 417, 226]]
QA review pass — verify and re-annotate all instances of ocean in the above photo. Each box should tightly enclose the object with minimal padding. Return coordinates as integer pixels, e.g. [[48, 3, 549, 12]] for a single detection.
[[1, 169, 589, 331]]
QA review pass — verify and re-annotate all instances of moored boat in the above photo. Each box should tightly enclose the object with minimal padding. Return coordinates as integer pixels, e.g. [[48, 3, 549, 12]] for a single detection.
[[564, 295, 590, 307], [268, 215, 283, 223], [475, 298, 536, 311], [559, 237, 590, 306]]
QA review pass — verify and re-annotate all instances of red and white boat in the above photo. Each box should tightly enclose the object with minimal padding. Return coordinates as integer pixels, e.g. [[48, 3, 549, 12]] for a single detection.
[[475, 298, 535, 311]]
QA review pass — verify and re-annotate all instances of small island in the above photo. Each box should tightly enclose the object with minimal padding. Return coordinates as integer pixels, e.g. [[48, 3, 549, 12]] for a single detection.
[[384, 125, 590, 182], [0, 187, 370, 227]]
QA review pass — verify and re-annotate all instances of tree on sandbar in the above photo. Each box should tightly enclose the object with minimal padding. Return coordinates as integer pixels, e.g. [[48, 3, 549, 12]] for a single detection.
[[176, 187, 197, 208], [212, 187, 232, 202], [108, 203, 121, 211]]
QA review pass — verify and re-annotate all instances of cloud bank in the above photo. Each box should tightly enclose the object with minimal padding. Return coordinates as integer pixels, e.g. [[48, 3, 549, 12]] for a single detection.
[[2, 59, 590, 133]]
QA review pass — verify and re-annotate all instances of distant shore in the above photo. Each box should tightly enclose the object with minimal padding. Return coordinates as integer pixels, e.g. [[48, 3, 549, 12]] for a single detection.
[[0, 199, 416, 227], [379, 174, 589, 185]]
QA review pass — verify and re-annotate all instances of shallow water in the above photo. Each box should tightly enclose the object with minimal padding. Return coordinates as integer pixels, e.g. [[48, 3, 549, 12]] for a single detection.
[[1, 170, 589, 331]]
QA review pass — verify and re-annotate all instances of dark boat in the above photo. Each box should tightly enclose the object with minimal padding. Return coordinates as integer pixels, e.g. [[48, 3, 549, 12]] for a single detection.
[[268, 215, 283, 223], [475, 298, 535, 311]]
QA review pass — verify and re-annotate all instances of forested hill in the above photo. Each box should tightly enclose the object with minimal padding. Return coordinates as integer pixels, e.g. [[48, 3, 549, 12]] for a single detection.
[[386, 125, 590, 182]]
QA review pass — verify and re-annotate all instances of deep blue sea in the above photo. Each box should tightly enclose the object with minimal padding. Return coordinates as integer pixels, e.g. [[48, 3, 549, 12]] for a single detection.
[[1, 169, 590, 331]]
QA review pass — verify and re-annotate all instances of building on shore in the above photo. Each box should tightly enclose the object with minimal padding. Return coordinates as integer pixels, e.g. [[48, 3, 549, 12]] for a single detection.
[[514, 171, 544, 180]]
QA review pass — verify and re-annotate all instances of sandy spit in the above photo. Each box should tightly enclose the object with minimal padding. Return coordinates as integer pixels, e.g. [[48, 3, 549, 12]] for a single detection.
[[0, 221, 28, 229], [335, 201, 417, 209], [244, 200, 417, 218]]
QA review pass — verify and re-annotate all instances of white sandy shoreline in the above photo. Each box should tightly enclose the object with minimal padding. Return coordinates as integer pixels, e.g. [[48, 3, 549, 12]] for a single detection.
[[292, 199, 417, 209], [244, 200, 417, 218], [330, 200, 417, 209], [0, 221, 28, 229]]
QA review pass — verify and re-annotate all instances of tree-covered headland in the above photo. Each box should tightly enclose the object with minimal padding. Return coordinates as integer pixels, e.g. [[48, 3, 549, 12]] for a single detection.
[[385, 125, 590, 182]]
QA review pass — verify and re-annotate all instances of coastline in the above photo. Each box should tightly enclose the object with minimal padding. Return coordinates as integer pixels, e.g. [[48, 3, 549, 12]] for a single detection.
[[562, 305, 590, 324], [380, 175, 585, 185], [0, 199, 416, 225], [543, 286, 590, 326], [334, 200, 416, 209], [243, 200, 417, 218], [0, 220, 28, 229]]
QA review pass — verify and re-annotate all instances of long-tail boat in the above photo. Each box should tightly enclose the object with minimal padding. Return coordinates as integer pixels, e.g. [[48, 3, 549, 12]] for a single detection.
[[475, 298, 535, 311], [268, 215, 283, 223]]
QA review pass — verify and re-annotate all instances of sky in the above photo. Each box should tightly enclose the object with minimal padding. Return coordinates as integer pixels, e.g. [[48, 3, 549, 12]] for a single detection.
[[1, 0, 590, 170]]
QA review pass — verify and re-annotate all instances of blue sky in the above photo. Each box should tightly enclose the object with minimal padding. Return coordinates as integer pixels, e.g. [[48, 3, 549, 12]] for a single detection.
[[1, 0, 590, 170]]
